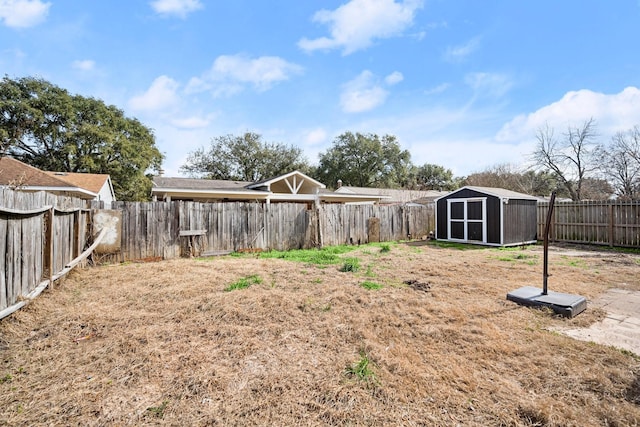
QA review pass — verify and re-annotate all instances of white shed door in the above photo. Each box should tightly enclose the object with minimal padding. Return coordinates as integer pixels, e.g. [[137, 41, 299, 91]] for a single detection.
[[447, 198, 486, 243]]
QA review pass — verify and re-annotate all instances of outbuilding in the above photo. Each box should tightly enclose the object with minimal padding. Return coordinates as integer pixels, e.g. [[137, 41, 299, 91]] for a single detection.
[[435, 186, 538, 246]]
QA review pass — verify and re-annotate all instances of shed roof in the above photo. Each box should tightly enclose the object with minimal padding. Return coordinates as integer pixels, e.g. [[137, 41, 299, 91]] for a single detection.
[[437, 186, 538, 202]]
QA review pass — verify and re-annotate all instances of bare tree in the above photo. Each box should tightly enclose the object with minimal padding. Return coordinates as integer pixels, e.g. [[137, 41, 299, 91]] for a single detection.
[[600, 126, 640, 200], [532, 118, 601, 201]]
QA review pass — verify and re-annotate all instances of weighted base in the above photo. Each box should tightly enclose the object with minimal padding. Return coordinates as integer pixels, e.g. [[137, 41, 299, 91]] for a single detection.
[[507, 286, 587, 318]]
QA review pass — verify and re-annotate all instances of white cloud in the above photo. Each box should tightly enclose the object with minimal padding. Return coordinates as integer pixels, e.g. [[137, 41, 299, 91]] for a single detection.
[[496, 87, 640, 144], [169, 114, 215, 129], [385, 71, 404, 85], [340, 70, 388, 113], [303, 128, 328, 146], [0, 0, 50, 28], [298, 0, 423, 55], [424, 82, 450, 95], [465, 72, 513, 98], [71, 59, 95, 71], [149, 0, 203, 18], [186, 54, 303, 97], [128, 75, 181, 112], [444, 37, 481, 62]]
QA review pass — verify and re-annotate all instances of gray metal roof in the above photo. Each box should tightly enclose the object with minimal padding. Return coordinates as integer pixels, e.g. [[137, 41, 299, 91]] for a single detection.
[[153, 176, 255, 192], [441, 186, 538, 201]]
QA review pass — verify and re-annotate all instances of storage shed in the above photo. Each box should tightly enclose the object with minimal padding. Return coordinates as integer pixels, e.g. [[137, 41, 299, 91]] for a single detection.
[[435, 186, 538, 246]]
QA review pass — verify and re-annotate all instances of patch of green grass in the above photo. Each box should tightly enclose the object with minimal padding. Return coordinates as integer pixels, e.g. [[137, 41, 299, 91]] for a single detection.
[[360, 281, 383, 290], [617, 347, 640, 360], [224, 274, 262, 292], [259, 245, 357, 265], [339, 258, 360, 272], [426, 240, 485, 250], [566, 259, 588, 269], [345, 350, 378, 387], [147, 400, 169, 419], [0, 374, 12, 384], [497, 252, 537, 262], [364, 264, 376, 278]]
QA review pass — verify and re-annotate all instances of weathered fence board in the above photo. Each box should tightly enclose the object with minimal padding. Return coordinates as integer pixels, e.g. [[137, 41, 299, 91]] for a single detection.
[[1, 189, 91, 316], [537, 201, 640, 247], [103, 201, 435, 262]]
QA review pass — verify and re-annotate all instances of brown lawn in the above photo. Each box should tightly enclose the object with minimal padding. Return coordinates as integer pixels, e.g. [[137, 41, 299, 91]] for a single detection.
[[1, 242, 639, 426]]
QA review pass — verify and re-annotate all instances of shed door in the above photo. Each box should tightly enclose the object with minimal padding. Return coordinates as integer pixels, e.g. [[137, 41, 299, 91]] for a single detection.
[[447, 198, 487, 243]]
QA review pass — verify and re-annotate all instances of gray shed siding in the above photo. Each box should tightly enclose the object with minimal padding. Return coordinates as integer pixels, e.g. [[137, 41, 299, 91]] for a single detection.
[[503, 199, 537, 244]]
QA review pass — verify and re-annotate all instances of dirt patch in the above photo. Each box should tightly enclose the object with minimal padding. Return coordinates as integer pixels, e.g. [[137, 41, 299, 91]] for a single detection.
[[1, 243, 639, 426]]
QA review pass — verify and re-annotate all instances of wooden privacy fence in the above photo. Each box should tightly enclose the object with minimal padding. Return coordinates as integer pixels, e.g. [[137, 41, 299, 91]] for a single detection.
[[100, 201, 435, 262], [0, 189, 94, 319], [537, 200, 640, 247]]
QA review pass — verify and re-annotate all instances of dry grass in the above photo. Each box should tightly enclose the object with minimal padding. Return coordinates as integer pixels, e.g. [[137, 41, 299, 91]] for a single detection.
[[1, 242, 639, 426]]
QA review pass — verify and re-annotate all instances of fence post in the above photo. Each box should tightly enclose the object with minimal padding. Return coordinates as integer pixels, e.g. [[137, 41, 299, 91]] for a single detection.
[[608, 203, 614, 247], [73, 210, 81, 260], [45, 207, 54, 287]]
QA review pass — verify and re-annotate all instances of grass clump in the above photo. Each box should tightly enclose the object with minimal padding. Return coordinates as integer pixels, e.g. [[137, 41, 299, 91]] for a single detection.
[[360, 281, 383, 290], [146, 400, 169, 418], [224, 274, 262, 292], [260, 245, 356, 265], [345, 350, 378, 387], [339, 257, 360, 272]]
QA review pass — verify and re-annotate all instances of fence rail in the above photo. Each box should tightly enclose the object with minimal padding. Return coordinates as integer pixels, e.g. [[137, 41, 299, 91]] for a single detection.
[[537, 200, 640, 247], [1, 189, 91, 318]]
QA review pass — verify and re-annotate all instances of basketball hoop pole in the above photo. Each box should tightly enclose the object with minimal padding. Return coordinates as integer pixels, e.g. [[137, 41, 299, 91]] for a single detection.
[[542, 191, 556, 296]]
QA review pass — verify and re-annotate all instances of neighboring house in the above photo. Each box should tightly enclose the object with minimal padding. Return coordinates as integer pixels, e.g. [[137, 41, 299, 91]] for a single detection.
[[43, 171, 115, 203], [334, 184, 448, 205], [0, 157, 115, 203], [152, 171, 389, 206]]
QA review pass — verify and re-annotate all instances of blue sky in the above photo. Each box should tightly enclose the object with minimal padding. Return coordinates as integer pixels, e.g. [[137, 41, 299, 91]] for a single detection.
[[1, 0, 640, 179]]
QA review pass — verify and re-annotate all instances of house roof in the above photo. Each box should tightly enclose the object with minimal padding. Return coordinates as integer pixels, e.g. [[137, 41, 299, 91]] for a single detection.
[[0, 156, 103, 200], [248, 170, 325, 190], [154, 176, 254, 191], [152, 172, 388, 204], [43, 171, 112, 195], [437, 186, 538, 201], [0, 156, 75, 188], [335, 185, 447, 204]]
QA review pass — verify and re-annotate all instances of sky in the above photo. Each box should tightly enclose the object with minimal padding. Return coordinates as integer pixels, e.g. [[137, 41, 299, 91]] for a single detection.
[[1, 0, 640, 180]]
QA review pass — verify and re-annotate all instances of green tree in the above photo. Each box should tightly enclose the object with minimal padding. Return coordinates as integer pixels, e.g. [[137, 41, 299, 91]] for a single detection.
[[180, 132, 309, 181], [412, 163, 457, 190], [314, 132, 412, 189], [0, 76, 163, 201]]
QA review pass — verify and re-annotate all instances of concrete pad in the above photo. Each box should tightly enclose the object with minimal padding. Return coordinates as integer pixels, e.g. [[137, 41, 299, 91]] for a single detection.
[[555, 288, 640, 355], [507, 286, 587, 318]]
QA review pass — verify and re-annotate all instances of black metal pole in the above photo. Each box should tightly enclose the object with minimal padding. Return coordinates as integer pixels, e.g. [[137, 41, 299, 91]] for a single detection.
[[543, 191, 556, 295]]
